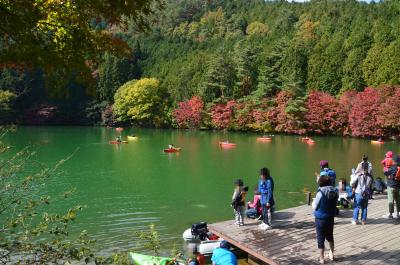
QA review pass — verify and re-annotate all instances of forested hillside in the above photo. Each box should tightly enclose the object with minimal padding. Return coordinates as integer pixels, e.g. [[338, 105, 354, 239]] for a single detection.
[[1, 0, 400, 137]]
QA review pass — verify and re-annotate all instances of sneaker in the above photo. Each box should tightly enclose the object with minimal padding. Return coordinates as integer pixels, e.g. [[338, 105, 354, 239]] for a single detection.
[[319, 257, 325, 264], [351, 220, 358, 225], [395, 212, 400, 219], [239, 223, 244, 226], [262, 224, 272, 231], [361, 221, 366, 225], [328, 250, 334, 261], [383, 213, 393, 219], [258, 223, 266, 228]]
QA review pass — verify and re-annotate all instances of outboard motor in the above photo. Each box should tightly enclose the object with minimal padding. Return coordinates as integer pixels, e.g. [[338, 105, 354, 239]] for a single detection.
[[191, 222, 208, 241]]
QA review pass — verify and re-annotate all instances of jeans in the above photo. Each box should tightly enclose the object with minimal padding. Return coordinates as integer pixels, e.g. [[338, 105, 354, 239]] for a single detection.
[[234, 206, 244, 225], [315, 218, 334, 249], [245, 208, 258, 219], [262, 204, 272, 225], [353, 193, 368, 221], [387, 187, 400, 214]]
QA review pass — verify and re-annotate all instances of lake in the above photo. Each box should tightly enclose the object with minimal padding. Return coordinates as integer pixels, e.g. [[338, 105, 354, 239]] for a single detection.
[[2, 127, 395, 255]]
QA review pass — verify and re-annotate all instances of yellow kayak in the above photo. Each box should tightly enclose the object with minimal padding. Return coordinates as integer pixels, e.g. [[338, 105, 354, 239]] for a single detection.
[[127, 136, 138, 141]]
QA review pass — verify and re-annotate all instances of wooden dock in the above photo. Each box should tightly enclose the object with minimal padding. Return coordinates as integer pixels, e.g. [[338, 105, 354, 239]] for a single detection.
[[209, 195, 400, 265]]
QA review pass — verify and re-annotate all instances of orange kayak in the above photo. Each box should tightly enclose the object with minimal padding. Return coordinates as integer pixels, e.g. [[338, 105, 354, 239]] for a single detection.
[[371, 140, 384, 144], [219, 142, 236, 147], [306, 139, 315, 144], [257, 137, 272, 142]]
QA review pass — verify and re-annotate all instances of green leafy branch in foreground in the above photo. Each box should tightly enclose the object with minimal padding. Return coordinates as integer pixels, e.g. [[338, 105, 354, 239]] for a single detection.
[[0, 127, 97, 264]]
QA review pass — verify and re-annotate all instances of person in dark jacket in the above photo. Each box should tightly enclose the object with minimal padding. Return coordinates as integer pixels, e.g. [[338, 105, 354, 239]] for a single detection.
[[382, 156, 400, 219], [312, 175, 338, 264], [258, 167, 274, 231]]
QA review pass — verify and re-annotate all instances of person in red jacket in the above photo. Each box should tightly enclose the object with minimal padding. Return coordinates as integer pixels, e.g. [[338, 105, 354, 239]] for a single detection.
[[381, 151, 394, 173]]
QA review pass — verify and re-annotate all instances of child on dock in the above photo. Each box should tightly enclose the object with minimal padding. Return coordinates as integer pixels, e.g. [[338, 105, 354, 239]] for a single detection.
[[312, 175, 338, 264], [231, 179, 247, 226], [258, 168, 274, 231]]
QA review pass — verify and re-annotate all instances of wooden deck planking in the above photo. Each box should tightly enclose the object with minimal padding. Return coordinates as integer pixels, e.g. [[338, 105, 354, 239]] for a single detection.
[[209, 196, 400, 265]]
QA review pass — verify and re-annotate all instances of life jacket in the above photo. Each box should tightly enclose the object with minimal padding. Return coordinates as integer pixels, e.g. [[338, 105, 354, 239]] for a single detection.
[[314, 188, 337, 219]]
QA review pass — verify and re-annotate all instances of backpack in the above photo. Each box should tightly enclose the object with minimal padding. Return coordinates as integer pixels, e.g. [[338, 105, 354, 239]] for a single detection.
[[352, 174, 372, 197], [231, 191, 242, 209]]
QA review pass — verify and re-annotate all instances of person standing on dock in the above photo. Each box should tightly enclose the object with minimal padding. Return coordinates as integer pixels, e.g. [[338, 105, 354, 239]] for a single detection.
[[231, 179, 246, 226], [312, 175, 338, 264], [382, 156, 400, 219], [258, 167, 274, 231], [350, 161, 373, 225]]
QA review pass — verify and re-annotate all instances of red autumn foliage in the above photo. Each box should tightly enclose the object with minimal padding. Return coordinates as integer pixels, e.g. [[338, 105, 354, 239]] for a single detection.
[[377, 87, 400, 135], [348, 87, 384, 137], [305, 91, 348, 135], [210, 100, 237, 129], [268, 91, 306, 134], [173, 96, 204, 128]]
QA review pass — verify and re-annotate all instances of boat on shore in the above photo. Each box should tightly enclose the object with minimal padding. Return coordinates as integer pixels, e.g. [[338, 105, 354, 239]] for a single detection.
[[130, 253, 183, 265]]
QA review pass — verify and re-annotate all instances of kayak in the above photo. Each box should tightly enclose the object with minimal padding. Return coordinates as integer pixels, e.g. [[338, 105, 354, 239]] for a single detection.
[[130, 253, 184, 265], [127, 136, 138, 140], [219, 141, 236, 147], [371, 140, 384, 144], [306, 139, 315, 144], [115, 127, 124, 132], [163, 148, 181, 153], [257, 137, 272, 142], [109, 140, 128, 144], [301, 137, 310, 141]]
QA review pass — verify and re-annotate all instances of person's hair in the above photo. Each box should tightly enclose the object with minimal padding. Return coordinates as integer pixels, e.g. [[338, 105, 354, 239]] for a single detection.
[[260, 167, 270, 178], [254, 186, 260, 195], [318, 175, 331, 187], [362, 154, 368, 162], [234, 179, 243, 186], [339, 178, 347, 185], [242, 186, 249, 192]]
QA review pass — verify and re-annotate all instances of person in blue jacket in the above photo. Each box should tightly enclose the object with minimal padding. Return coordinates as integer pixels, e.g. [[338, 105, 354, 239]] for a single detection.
[[318, 160, 336, 186], [211, 240, 237, 265], [258, 167, 274, 231], [313, 175, 338, 264]]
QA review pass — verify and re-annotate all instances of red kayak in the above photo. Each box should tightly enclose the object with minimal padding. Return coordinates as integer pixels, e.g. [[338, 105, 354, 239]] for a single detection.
[[163, 148, 181, 153], [115, 127, 124, 132], [257, 137, 272, 142], [219, 142, 236, 147], [109, 140, 128, 144], [301, 137, 310, 141]]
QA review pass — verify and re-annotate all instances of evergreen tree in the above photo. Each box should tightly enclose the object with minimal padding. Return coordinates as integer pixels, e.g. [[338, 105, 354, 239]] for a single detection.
[[233, 41, 258, 98], [254, 42, 285, 98], [199, 54, 235, 102]]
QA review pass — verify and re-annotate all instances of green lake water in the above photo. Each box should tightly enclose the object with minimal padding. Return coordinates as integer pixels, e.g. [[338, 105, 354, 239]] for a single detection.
[[3, 127, 397, 255]]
